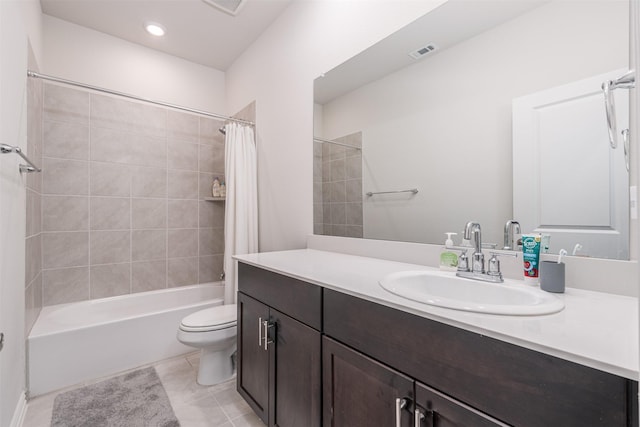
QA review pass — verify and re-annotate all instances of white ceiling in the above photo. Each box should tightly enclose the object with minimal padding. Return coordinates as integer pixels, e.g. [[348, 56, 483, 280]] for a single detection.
[[40, 0, 293, 70]]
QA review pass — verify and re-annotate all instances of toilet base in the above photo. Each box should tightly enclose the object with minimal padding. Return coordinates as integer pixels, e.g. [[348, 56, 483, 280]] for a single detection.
[[197, 343, 237, 386]]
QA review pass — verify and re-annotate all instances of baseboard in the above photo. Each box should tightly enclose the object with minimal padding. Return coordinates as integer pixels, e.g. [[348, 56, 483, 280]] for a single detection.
[[9, 392, 26, 427]]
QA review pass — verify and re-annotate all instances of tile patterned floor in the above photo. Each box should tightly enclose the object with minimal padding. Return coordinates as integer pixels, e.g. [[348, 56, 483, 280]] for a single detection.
[[22, 352, 265, 427]]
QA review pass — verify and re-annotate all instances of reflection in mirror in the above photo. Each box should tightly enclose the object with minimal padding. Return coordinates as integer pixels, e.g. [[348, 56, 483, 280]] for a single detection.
[[313, 0, 630, 259]]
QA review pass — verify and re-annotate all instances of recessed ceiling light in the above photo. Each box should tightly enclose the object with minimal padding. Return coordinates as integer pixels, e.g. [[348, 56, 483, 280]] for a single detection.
[[145, 22, 165, 37]]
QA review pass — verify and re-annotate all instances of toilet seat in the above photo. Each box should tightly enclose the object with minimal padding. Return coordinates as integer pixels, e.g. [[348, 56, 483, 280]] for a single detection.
[[180, 304, 237, 332]]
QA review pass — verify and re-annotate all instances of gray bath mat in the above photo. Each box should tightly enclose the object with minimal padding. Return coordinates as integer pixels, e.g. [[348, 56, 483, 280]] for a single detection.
[[51, 367, 180, 427]]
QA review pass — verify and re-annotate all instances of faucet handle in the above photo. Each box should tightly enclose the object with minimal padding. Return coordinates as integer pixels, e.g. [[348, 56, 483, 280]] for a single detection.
[[487, 252, 518, 278], [457, 249, 470, 272]]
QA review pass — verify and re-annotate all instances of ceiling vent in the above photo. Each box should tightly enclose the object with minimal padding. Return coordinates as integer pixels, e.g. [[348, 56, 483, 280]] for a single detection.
[[408, 43, 439, 60], [201, 0, 247, 16]]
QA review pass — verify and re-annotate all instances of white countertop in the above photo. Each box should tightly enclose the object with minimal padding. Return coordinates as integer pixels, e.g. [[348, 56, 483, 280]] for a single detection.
[[235, 249, 639, 380]]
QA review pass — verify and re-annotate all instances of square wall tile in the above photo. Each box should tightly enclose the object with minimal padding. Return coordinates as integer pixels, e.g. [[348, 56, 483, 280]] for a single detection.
[[199, 201, 225, 228], [129, 134, 167, 168], [90, 197, 130, 230], [26, 189, 42, 237], [132, 198, 167, 229], [330, 203, 346, 226], [42, 196, 88, 232], [132, 260, 166, 292], [42, 158, 89, 195], [42, 232, 88, 269], [346, 202, 363, 226], [132, 230, 166, 261], [90, 127, 131, 164], [90, 263, 130, 298], [42, 267, 89, 306], [346, 179, 362, 203], [198, 255, 224, 284], [25, 234, 42, 285], [131, 167, 167, 198], [25, 273, 42, 335], [91, 93, 134, 132], [167, 110, 199, 143], [168, 142, 198, 171], [43, 120, 89, 160], [168, 170, 198, 199], [168, 229, 198, 258], [346, 155, 362, 180], [199, 143, 224, 174], [168, 257, 198, 287], [199, 228, 224, 256], [44, 83, 90, 125], [90, 162, 130, 196], [130, 102, 166, 138], [90, 230, 130, 265], [168, 200, 198, 229]]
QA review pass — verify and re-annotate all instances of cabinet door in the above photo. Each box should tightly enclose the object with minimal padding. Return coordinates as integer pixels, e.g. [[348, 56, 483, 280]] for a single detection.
[[415, 382, 508, 427], [269, 309, 321, 427], [323, 337, 414, 427], [237, 292, 270, 424]]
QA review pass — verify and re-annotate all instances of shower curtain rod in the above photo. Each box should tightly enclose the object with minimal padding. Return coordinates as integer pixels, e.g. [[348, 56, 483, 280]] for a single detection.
[[313, 137, 362, 150], [27, 70, 255, 127]]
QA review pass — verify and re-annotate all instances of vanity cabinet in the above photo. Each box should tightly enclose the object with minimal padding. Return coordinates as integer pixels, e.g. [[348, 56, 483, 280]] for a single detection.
[[237, 262, 638, 427], [237, 263, 322, 427]]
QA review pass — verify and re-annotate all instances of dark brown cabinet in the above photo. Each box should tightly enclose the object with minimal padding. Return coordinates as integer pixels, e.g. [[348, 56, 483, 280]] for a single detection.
[[237, 263, 322, 427], [238, 262, 638, 427]]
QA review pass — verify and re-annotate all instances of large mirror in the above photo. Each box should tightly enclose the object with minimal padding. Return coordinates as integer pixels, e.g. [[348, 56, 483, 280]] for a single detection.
[[313, 0, 631, 260]]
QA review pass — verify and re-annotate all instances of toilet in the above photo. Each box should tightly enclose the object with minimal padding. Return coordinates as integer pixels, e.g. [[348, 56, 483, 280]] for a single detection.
[[177, 304, 237, 386]]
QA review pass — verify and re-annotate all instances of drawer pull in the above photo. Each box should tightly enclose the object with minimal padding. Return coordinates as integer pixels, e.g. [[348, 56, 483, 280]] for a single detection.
[[395, 398, 407, 427]]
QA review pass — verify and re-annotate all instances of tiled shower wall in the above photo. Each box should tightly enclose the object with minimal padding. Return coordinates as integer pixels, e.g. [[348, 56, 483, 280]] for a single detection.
[[313, 132, 363, 238], [26, 75, 43, 333], [37, 82, 226, 306]]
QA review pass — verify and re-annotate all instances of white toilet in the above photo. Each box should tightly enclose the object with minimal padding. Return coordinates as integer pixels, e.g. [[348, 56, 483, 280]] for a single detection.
[[177, 304, 237, 386]]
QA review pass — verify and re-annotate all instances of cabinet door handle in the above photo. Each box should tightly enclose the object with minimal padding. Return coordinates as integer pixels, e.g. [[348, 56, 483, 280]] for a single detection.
[[258, 317, 263, 347], [262, 319, 274, 351], [414, 408, 425, 427], [395, 398, 407, 427]]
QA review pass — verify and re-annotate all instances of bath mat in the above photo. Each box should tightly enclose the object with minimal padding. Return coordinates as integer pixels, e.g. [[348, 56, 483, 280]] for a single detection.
[[50, 367, 180, 427]]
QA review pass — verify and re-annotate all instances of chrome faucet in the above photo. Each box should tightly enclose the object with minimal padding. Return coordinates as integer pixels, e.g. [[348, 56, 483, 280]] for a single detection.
[[464, 221, 484, 273], [503, 220, 521, 250], [451, 221, 517, 283]]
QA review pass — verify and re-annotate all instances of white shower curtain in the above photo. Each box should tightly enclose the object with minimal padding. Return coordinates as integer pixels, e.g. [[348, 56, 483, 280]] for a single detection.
[[223, 122, 258, 304]]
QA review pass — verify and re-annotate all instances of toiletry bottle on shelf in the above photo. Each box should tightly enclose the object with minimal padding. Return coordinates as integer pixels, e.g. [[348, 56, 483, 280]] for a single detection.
[[440, 232, 458, 271], [220, 181, 226, 198], [212, 177, 221, 198]]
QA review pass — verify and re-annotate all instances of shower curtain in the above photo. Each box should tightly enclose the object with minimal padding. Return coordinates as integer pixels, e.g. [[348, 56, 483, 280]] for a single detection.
[[223, 122, 258, 305]]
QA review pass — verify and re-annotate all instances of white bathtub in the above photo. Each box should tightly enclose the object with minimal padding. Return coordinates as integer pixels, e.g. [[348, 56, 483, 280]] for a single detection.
[[28, 283, 224, 396]]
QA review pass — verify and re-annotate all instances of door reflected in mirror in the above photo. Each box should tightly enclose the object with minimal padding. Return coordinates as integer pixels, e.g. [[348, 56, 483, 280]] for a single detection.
[[313, 0, 630, 260]]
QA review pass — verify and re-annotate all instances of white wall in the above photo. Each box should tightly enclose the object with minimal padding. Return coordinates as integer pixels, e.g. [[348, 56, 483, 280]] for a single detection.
[[226, 0, 446, 251], [42, 15, 226, 113], [0, 1, 41, 424], [319, 0, 628, 247]]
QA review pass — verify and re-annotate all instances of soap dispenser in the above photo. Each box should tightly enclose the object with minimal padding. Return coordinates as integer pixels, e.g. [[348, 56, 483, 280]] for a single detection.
[[440, 232, 458, 271]]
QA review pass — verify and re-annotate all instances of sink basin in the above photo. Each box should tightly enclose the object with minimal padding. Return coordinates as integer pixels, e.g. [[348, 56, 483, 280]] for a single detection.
[[379, 271, 564, 315]]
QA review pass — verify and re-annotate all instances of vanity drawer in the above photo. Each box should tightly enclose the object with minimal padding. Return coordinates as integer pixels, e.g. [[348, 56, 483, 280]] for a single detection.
[[238, 262, 322, 330], [324, 289, 636, 427]]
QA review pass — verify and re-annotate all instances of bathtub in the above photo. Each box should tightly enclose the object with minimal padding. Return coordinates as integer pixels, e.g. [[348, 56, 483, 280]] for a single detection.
[[28, 283, 224, 396]]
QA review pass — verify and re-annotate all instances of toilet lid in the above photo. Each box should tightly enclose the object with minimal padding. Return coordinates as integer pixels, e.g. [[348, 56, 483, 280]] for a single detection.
[[180, 304, 237, 332]]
